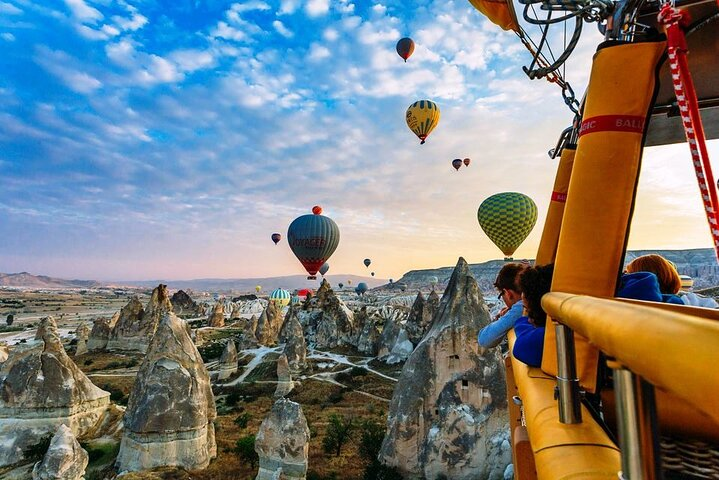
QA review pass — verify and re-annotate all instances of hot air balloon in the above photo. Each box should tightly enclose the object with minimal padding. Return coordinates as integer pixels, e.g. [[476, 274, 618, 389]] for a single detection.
[[430, 276, 438, 286], [356, 282, 368, 295], [406, 100, 440, 144], [371, 272, 375, 277], [255, 285, 262, 293], [271, 233, 281, 245], [338, 282, 344, 289], [288, 206, 340, 279], [363, 258, 371, 268], [396, 37, 415, 62], [347, 279, 352, 285], [389, 279, 394, 284], [270, 288, 291, 307], [452, 159, 462, 171], [477, 192, 538, 259], [319, 262, 330, 276], [464, 158, 471, 167], [312, 205, 323, 215]]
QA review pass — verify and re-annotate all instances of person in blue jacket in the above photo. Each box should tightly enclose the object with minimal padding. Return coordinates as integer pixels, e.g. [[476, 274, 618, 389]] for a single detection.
[[512, 264, 683, 367], [512, 264, 554, 367], [478, 263, 528, 348]]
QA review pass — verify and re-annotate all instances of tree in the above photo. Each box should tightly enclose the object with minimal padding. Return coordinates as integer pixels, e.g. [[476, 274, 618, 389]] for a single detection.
[[322, 414, 355, 456], [358, 419, 386, 462], [235, 435, 259, 470]]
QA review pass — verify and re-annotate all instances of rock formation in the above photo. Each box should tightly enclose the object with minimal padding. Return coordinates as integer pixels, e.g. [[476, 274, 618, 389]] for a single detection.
[[0, 343, 8, 363], [230, 303, 241, 321], [116, 312, 216, 472], [170, 290, 202, 317], [404, 291, 439, 346], [255, 398, 310, 480], [256, 302, 282, 345], [379, 258, 511, 480], [74, 323, 90, 356], [0, 316, 110, 467], [376, 310, 414, 365], [31, 424, 88, 480], [281, 313, 307, 373], [35, 315, 57, 340], [217, 340, 238, 381], [274, 354, 294, 398], [87, 313, 118, 351], [354, 306, 381, 355], [107, 284, 173, 353], [296, 280, 354, 349], [207, 301, 225, 328]]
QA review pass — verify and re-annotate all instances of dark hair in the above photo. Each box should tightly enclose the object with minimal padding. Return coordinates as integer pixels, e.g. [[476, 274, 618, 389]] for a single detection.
[[494, 263, 527, 293], [518, 264, 554, 327]]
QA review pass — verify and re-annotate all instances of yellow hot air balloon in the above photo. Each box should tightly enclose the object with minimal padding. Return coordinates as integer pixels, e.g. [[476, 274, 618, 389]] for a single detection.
[[255, 285, 262, 293], [467, 0, 520, 32], [477, 192, 538, 258], [406, 100, 440, 144]]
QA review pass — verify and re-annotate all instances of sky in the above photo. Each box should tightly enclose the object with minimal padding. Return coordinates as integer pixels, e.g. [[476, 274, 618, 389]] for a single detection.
[[1, 0, 717, 281]]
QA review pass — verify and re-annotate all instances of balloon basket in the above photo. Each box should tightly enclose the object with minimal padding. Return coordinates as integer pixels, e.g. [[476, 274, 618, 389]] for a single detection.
[[503, 257, 514, 262], [307, 276, 317, 280]]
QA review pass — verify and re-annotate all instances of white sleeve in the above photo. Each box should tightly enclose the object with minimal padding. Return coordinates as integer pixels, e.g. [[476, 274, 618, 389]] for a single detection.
[[681, 292, 719, 308]]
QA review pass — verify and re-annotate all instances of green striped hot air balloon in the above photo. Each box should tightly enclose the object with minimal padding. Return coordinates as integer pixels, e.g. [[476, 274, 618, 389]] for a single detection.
[[477, 192, 538, 258], [270, 288, 291, 307]]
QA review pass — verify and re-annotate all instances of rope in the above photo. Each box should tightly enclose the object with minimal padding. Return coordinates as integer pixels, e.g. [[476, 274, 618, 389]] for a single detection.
[[658, 3, 719, 263]]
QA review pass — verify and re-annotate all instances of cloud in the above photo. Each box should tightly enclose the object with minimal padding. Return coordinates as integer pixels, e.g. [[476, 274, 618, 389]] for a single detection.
[[169, 49, 216, 72], [34, 47, 102, 94], [63, 0, 102, 22], [305, 0, 329, 17], [0, 2, 22, 15], [111, 12, 148, 32], [273, 20, 293, 38], [1, 32, 15, 41], [307, 42, 330, 61]]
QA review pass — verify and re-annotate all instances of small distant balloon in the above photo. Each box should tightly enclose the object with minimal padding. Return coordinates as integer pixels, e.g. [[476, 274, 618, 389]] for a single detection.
[[430, 276, 438, 285], [389, 279, 393, 284], [255, 285, 262, 293], [396, 37, 415, 62], [406, 100, 440, 145], [312, 205, 323, 215], [319, 262, 330, 276], [338, 282, 344, 289], [452, 159, 462, 171], [347, 279, 353, 285], [371, 272, 375, 277], [363, 258, 371, 268], [271, 233, 281, 245], [357, 282, 368, 295], [464, 158, 471, 167]]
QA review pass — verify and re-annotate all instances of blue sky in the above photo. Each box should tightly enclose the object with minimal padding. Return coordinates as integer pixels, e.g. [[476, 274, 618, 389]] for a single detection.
[[1, 0, 717, 281]]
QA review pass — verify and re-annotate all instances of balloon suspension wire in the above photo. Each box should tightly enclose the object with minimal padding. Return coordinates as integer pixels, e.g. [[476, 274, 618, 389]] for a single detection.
[[659, 3, 719, 263]]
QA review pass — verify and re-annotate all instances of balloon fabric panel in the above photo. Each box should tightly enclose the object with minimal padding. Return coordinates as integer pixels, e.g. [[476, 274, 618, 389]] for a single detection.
[[477, 193, 538, 256]]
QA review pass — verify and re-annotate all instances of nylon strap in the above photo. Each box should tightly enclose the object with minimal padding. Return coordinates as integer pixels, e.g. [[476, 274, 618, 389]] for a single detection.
[[658, 4, 719, 262]]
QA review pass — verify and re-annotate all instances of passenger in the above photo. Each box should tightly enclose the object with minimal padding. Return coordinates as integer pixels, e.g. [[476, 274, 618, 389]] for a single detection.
[[512, 263, 680, 368], [625, 254, 716, 306], [478, 263, 528, 348], [512, 264, 554, 368]]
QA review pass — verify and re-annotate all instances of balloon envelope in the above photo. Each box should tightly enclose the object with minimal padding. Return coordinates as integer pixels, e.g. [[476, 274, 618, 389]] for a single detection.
[[396, 37, 415, 62], [271, 233, 281, 244], [270, 288, 291, 307], [255, 285, 262, 292], [430, 276, 438, 285], [288, 209, 340, 278], [477, 192, 538, 257], [464, 158, 471, 166], [406, 100, 440, 144], [319, 262, 330, 276], [338, 282, 344, 289], [357, 282, 368, 294], [452, 159, 462, 171], [371, 272, 375, 277], [363, 258, 371, 268]]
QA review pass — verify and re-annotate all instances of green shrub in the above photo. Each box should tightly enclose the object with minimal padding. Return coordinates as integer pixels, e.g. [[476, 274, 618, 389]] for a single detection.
[[363, 460, 404, 480], [358, 420, 385, 462], [322, 414, 355, 456], [234, 435, 259, 470], [234, 412, 251, 429]]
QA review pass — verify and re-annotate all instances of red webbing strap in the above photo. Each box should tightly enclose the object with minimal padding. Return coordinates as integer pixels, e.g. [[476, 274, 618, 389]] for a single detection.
[[659, 4, 719, 262]]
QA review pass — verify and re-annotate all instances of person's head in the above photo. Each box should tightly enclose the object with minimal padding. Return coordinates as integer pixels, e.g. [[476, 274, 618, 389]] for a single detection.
[[494, 263, 527, 307], [519, 264, 554, 327], [625, 254, 681, 294]]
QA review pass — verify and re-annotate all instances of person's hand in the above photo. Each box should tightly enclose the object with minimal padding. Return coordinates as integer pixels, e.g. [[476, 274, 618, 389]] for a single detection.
[[494, 306, 509, 320]]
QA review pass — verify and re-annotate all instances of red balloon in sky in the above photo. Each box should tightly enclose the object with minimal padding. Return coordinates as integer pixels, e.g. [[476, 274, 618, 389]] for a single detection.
[[312, 205, 323, 215], [464, 158, 471, 167]]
